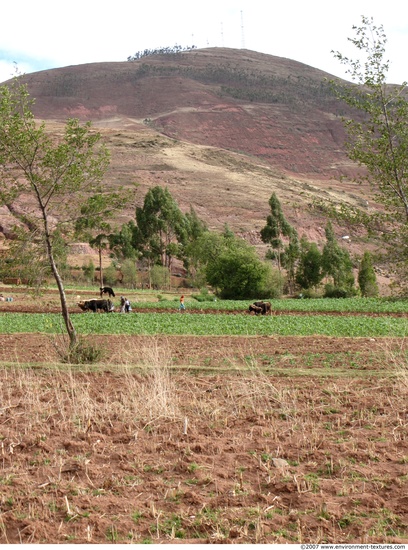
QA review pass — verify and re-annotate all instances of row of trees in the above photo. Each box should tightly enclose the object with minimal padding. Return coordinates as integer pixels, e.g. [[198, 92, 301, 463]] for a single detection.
[[84, 186, 377, 299], [127, 45, 196, 61]]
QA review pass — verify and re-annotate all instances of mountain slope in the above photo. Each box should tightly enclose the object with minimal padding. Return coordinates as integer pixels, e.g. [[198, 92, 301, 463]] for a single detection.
[[1, 48, 377, 263]]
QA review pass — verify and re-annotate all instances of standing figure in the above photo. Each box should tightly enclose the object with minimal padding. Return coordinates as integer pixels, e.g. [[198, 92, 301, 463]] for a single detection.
[[125, 298, 131, 313], [120, 296, 126, 313], [179, 295, 186, 312]]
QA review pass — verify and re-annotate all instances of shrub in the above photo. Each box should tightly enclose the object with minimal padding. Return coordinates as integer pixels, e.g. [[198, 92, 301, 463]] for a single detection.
[[323, 284, 357, 299], [57, 337, 105, 364]]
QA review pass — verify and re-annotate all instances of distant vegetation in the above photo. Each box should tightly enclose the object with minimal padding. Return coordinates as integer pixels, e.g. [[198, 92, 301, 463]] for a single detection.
[[127, 44, 196, 61]]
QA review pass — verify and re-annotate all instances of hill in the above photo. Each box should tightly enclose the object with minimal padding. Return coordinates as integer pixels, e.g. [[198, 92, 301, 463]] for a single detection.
[[0, 48, 384, 279]]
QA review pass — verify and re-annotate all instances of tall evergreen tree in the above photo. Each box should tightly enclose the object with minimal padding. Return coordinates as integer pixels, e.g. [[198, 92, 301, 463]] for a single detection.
[[358, 251, 379, 297], [261, 193, 297, 271], [134, 186, 187, 269]]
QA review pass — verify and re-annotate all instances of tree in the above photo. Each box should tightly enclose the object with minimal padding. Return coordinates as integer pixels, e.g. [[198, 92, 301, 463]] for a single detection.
[[121, 258, 138, 288], [280, 230, 300, 294], [295, 237, 323, 290], [332, 16, 408, 272], [321, 222, 355, 291], [358, 251, 379, 297], [0, 79, 125, 349], [182, 206, 208, 275], [261, 193, 296, 271], [206, 244, 271, 299], [134, 186, 187, 272]]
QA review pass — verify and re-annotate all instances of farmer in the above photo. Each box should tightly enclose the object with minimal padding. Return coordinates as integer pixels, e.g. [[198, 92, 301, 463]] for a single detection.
[[179, 295, 186, 312]]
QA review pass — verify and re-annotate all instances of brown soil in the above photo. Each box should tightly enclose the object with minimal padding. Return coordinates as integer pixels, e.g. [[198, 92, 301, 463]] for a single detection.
[[0, 294, 407, 543]]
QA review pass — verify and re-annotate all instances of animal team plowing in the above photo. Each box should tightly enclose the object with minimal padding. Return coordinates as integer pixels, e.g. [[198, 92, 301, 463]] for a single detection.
[[77, 288, 272, 316]]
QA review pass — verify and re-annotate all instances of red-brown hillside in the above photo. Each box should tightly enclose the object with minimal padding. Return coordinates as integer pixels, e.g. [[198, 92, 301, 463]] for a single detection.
[[1, 48, 380, 267], [21, 48, 352, 179]]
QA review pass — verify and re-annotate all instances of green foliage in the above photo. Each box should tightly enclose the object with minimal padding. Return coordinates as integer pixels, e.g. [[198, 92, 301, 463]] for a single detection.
[[108, 221, 139, 261], [323, 283, 357, 299], [103, 264, 117, 286], [0, 79, 128, 347], [57, 336, 105, 364], [332, 16, 408, 273], [206, 247, 263, 299], [358, 251, 379, 297], [261, 193, 298, 273], [321, 222, 355, 291], [121, 259, 138, 288], [82, 259, 95, 283], [296, 238, 323, 290], [150, 265, 170, 289], [134, 186, 187, 268], [127, 45, 196, 61]]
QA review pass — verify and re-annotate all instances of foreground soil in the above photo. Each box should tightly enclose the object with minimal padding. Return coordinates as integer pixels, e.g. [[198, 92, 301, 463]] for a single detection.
[[1, 331, 407, 544], [0, 291, 407, 543]]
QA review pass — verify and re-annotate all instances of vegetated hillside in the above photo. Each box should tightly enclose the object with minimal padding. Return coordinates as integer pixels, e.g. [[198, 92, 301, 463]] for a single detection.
[[0, 48, 381, 268]]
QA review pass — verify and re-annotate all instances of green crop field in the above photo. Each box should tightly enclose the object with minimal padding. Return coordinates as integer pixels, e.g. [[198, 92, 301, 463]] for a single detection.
[[134, 296, 408, 314], [1, 311, 407, 337]]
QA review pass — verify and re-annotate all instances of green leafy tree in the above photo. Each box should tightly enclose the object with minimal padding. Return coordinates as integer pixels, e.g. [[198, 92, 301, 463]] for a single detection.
[[206, 245, 270, 299], [150, 265, 170, 289], [295, 237, 323, 290], [182, 206, 208, 274], [89, 232, 110, 287], [321, 222, 355, 291], [108, 221, 140, 261], [281, 230, 300, 294], [332, 16, 408, 274], [121, 258, 138, 288], [358, 251, 379, 297], [0, 79, 124, 348], [261, 193, 296, 271], [102, 263, 117, 287], [184, 230, 226, 288], [134, 186, 187, 270]]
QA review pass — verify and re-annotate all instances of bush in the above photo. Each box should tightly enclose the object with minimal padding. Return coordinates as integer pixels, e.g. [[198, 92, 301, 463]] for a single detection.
[[56, 337, 105, 364], [323, 284, 357, 299]]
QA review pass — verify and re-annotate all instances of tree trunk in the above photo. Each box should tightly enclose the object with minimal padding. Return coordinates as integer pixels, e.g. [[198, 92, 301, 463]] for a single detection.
[[99, 246, 103, 287], [45, 234, 77, 348]]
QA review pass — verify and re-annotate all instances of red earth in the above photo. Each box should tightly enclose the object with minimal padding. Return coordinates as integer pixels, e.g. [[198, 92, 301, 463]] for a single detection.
[[0, 291, 407, 543]]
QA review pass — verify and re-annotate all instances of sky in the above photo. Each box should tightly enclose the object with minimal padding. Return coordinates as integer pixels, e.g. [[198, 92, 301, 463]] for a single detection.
[[0, 0, 407, 85]]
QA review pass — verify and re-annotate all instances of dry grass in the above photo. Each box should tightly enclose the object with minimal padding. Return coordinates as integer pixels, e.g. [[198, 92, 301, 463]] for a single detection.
[[0, 341, 407, 544]]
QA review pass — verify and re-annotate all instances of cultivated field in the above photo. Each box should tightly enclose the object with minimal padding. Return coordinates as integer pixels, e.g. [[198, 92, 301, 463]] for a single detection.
[[0, 287, 407, 544]]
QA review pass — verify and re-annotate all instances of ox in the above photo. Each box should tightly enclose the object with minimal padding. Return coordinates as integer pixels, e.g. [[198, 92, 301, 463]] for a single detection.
[[100, 286, 115, 297], [248, 301, 272, 315], [78, 299, 113, 313]]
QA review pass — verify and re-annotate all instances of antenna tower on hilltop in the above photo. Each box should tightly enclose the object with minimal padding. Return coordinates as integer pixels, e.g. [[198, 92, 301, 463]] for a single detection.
[[241, 10, 245, 49]]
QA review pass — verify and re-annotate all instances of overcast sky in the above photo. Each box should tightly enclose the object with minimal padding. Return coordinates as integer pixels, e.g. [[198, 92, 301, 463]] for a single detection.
[[0, 0, 407, 85]]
